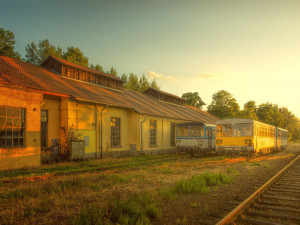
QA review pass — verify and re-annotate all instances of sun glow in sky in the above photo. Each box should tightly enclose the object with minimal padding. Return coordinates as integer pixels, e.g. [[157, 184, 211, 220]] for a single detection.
[[1, 0, 300, 117]]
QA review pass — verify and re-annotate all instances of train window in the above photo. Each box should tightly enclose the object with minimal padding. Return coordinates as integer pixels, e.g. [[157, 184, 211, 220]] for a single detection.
[[233, 123, 252, 137], [189, 126, 204, 137], [177, 126, 189, 137], [217, 124, 232, 137]]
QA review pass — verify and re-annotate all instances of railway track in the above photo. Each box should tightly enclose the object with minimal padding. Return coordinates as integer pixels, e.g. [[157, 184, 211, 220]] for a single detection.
[[216, 155, 300, 225]]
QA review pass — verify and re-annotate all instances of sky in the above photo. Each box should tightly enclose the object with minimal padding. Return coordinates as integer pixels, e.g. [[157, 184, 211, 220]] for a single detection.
[[1, 0, 300, 117]]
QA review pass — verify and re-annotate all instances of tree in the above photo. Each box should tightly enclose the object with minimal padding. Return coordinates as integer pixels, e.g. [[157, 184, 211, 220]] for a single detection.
[[25, 39, 62, 65], [138, 74, 150, 92], [239, 101, 258, 120], [90, 64, 104, 72], [126, 73, 139, 91], [181, 92, 205, 109], [0, 28, 21, 59], [256, 103, 284, 127], [62, 46, 89, 67], [150, 79, 160, 90], [207, 90, 240, 119], [108, 67, 118, 77]]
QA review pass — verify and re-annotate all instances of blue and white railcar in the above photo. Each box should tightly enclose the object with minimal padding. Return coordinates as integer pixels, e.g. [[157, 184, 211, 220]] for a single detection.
[[176, 122, 216, 155], [276, 127, 288, 150]]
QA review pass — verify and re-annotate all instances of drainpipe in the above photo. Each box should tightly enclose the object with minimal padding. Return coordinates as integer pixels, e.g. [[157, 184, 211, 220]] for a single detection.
[[95, 104, 98, 158], [100, 105, 108, 158], [140, 116, 147, 154]]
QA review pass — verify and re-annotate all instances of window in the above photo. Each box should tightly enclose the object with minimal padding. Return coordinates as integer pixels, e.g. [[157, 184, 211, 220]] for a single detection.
[[150, 120, 157, 146], [170, 123, 176, 146], [111, 117, 121, 147], [41, 110, 48, 148], [0, 106, 25, 148], [177, 126, 189, 137], [189, 126, 204, 137]]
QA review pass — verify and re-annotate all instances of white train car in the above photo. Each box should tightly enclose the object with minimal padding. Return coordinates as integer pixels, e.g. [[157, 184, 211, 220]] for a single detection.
[[176, 122, 216, 155], [276, 127, 288, 150]]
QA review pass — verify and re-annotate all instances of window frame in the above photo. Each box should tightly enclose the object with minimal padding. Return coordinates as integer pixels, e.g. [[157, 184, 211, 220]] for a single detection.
[[170, 122, 176, 146], [149, 120, 157, 146], [0, 106, 26, 148], [111, 117, 121, 147]]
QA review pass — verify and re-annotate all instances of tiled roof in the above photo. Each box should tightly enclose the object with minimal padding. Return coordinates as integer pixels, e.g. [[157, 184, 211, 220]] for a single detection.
[[0, 56, 218, 123], [42, 55, 124, 82]]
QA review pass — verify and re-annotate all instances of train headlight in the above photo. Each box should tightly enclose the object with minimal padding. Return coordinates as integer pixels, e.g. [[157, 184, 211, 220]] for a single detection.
[[216, 139, 222, 144]]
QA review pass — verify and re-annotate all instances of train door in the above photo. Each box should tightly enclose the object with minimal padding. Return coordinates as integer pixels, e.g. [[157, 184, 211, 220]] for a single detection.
[[208, 127, 212, 151]]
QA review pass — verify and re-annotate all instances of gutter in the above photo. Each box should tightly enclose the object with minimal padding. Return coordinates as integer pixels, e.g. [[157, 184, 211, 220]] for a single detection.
[[140, 116, 147, 154]]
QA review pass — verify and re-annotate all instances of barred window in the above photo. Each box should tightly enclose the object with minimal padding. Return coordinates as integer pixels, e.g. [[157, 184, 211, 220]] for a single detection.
[[111, 117, 121, 147], [150, 120, 157, 146], [0, 106, 25, 148], [170, 122, 176, 146]]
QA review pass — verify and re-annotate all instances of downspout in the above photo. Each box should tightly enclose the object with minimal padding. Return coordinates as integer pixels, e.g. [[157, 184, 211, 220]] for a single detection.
[[140, 116, 147, 154], [100, 105, 108, 158], [95, 104, 98, 158]]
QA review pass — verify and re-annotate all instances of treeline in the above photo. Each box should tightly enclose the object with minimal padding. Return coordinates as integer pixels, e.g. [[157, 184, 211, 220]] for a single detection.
[[0, 28, 160, 92], [181, 90, 300, 141]]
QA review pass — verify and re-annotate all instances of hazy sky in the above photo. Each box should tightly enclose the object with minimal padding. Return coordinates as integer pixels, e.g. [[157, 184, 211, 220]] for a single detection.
[[1, 0, 300, 117]]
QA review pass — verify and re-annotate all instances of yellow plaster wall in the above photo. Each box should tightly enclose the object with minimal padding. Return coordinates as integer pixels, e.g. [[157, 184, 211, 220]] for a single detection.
[[68, 101, 97, 154], [41, 98, 60, 147], [0, 87, 42, 170], [140, 116, 184, 152]]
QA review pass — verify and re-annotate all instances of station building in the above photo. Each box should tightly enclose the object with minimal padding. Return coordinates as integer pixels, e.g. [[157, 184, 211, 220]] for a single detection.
[[0, 55, 218, 170]]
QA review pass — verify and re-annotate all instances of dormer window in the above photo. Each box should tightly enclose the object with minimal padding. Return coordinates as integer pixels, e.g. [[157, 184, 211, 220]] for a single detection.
[[41, 56, 124, 90]]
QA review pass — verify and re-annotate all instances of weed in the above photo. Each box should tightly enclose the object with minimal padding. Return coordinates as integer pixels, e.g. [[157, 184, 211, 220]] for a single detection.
[[190, 202, 197, 208], [250, 162, 261, 166], [72, 204, 104, 225], [263, 164, 270, 168], [226, 168, 238, 175]]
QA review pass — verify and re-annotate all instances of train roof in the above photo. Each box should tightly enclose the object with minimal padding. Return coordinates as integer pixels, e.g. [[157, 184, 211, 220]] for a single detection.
[[177, 122, 216, 127], [277, 127, 288, 132], [216, 118, 254, 124]]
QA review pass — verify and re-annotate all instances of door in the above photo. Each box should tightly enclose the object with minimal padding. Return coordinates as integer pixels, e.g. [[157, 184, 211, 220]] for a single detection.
[[208, 127, 212, 151], [41, 109, 48, 148]]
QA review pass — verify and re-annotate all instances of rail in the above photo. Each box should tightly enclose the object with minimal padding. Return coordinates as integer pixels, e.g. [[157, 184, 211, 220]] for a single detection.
[[216, 155, 300, 225]]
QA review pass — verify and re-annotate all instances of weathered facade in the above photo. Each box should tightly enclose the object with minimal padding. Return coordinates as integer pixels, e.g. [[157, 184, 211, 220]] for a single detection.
[[0, 55, 218, 170]]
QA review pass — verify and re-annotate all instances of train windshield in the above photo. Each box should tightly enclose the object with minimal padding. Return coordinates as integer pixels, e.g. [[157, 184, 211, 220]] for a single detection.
[[177, 127, 189, 137], [217, 123, 252, 137]]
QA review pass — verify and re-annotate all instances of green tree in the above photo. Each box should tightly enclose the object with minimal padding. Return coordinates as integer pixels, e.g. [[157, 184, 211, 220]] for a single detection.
[[25, 39, 62, 65], [256, 103, 284, 127], [239, 101, 258, 120], [0, 28, 21, 59], [207, 90, 240, 119], [90, 64, 104, 72], [181, 92, 205, 109], [108, 67, 118, 77], [150, 79, 160, 90], [138, 74, 150, 92], [126, 73, 139, 91], [62, 46, 89, 67]]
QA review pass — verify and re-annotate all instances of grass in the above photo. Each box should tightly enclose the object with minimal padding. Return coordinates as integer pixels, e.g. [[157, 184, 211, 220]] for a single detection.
[[250, 161, 262, 166], [0, 154, 180, 180], [73, 192, 161, 225], [70, 172, 233, 225], [0, 155, 237, 225]]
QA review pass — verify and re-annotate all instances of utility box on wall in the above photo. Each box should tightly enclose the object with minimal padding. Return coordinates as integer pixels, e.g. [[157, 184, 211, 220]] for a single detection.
[[68, 141, 85, 160]]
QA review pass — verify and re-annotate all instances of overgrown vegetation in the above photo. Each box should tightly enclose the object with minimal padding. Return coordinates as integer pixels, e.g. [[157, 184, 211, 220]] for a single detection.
[[71, 172, 232, 225]]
